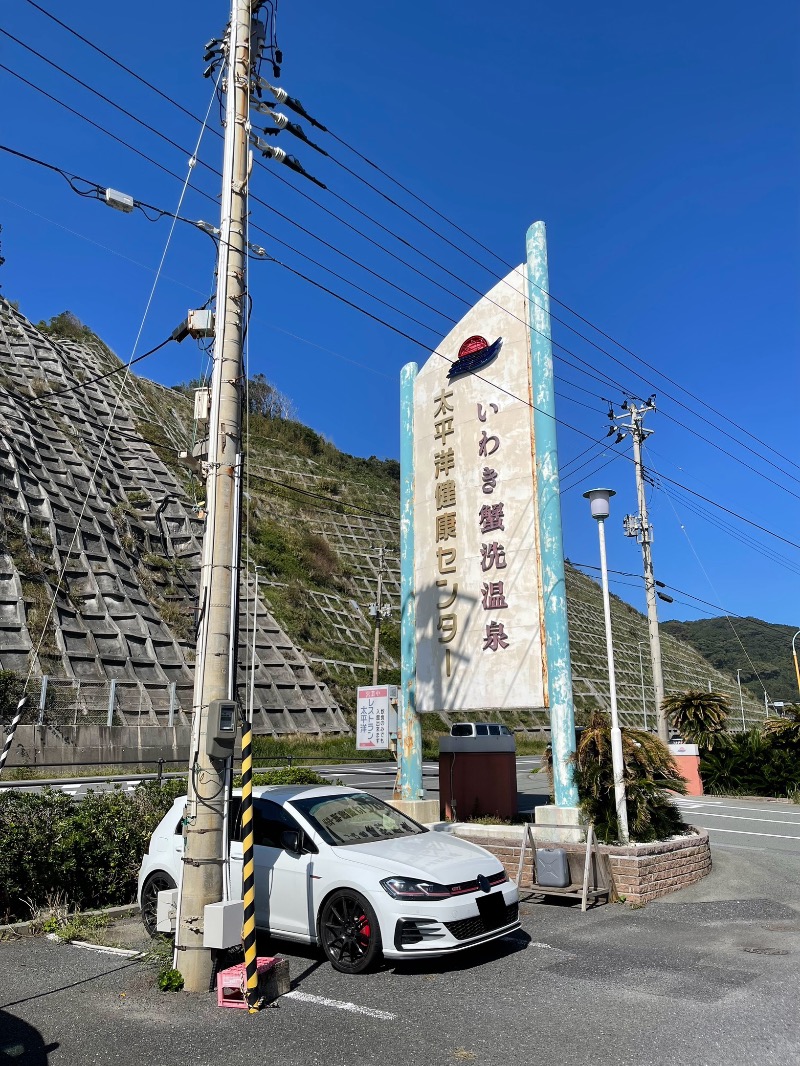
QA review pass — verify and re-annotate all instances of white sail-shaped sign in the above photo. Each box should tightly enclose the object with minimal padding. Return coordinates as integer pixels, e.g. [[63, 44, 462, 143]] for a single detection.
[[413, 265, 546, 714]]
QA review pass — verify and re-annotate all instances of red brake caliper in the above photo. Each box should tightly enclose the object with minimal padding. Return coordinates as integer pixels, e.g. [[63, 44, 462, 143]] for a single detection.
[[359, 914, 370, 938]]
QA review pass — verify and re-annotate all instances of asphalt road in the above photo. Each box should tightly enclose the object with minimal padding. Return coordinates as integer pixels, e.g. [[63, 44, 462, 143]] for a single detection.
[[2, 886, 799, 1066]]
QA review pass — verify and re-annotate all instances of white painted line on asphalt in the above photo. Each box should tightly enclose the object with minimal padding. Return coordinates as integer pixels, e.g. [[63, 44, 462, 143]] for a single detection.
[[676, 799, 800, 818], [696, 825, 800, 841], [683, 811, 800, 828], [283, 990, 396, 1020], [61, 785, 80, 795], [70, 941, 146, 958]]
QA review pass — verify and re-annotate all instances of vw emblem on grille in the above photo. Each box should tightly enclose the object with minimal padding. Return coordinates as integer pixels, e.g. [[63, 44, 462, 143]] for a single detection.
[[477, 874, 490, 893]]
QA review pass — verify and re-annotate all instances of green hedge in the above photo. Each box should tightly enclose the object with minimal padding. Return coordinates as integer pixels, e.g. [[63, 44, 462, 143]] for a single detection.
[[0, 781, 185, 922], [700, 730, 800, 798]]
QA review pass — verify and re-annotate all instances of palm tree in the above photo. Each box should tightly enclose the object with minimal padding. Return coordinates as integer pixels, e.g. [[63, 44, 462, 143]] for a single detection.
[[764, 705, 800, 744], [662, 689, 730, 750], [562, 712, 689, 844]]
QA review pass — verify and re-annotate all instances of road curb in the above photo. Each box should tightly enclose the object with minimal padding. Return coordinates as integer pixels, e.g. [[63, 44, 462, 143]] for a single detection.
[[0, 902, 140, 938]]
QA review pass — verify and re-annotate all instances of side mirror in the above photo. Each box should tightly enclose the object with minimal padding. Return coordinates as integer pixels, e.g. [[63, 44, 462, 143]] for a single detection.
[[281, 829, 303, 855]]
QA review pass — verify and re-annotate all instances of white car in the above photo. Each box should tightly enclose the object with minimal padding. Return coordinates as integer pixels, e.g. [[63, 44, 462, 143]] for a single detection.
[[138, 784, 520, 973]]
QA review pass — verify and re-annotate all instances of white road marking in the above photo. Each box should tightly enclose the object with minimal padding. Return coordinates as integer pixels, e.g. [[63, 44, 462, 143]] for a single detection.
[[70, 941, 145, 958], [676, 799, 800, 817], [283, 990, 396, 1020], [696, 826, 800, 841], [681, 811, 800, 828], [61, 785, 80, 795]]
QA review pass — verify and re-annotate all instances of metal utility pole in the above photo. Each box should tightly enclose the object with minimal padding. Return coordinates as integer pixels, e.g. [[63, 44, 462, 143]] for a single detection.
[[369, 547, 390, 686], [176, 0, 250, 993], [613, 398, 668, 743]]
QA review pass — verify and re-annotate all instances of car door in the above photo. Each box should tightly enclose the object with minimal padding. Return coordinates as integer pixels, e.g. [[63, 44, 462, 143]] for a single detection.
[[252, 798, 318, 939], [228, 797, 243, 901]]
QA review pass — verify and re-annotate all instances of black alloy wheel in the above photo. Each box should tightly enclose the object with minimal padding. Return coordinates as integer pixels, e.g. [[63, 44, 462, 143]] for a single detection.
[[140, 871, 176, 938], [319, 890, 382, 974]]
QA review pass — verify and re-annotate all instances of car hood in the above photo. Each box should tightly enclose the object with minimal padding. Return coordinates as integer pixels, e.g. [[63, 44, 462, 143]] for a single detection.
[[335, 831, 502, 882]]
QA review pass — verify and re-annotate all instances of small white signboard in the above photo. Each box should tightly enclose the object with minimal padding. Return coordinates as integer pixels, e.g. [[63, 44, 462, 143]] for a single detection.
[[356, 686, 398, 750]]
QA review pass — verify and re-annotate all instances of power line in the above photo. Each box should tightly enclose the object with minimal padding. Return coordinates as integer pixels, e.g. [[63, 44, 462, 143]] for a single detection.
[[12, 27, 796, 511], [16, 2, 800, 488], [4, 58, 799, 561]]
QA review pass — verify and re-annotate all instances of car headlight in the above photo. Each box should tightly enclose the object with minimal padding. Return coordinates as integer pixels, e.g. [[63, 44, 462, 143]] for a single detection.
[[380, 877, 451, 900]]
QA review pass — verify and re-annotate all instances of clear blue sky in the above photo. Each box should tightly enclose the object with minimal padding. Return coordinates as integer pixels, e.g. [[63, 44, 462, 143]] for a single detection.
[[1, 2, 799, 653]]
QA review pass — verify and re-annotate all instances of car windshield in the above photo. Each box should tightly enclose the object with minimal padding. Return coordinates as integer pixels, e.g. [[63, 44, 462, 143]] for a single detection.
[[289, 793, 426, 846]]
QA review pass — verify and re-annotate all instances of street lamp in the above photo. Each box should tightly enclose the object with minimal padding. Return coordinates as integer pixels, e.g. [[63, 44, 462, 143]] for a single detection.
[[637, 641, 648, 731], [583, 488, 630, 844], [248, 563, 268, 724], [736, 669, 746, 731]]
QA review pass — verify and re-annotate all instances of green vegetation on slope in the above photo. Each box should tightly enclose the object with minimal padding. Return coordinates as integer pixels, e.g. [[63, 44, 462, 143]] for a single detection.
[[662, 617, 799, 704]]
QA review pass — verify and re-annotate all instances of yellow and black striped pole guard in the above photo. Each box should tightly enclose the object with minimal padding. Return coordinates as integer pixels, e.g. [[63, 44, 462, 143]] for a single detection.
[[239, 713, 262, 1011]]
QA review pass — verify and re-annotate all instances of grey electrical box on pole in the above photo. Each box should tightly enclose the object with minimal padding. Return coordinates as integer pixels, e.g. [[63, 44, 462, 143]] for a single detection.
[[176, 0, 251, 994], [207, 699, 238, 759]]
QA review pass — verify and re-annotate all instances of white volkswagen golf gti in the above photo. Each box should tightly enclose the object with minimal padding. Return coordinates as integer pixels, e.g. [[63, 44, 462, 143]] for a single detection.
[[138, 784, 520, 973]]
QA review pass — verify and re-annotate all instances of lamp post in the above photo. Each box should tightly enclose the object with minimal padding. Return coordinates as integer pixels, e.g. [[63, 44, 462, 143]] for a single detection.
[[248, 564, 268, 724], [637, 641, 648, 731], [736, 669, 746, 731], [583, 488, 629, 844], [792, 631, 800, 699]]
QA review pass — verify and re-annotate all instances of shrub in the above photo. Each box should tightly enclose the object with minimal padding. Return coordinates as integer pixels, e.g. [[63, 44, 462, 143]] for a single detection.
[[662, 689, 730, 750], [0, 780, 185, 921], [233, 766, 329, 787], [553, 711, 689, 845], [700, 728, 800, 797]]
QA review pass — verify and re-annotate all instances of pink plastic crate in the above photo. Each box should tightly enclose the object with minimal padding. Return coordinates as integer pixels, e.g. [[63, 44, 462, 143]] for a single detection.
[[217, 957, 277, 1009]]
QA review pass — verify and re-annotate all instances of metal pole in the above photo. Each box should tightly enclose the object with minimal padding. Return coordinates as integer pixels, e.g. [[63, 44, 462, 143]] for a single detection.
[[372, 547, 384, 687], [399, 361, 423, 799], [737, 669, 745, 731], [0, 696, 28, 778], [630, 411, 667, 742], [637, 642, 647, 731], [107, 679, 116, 728], [597, 516, 629, 844], [168, 682, 177, 728], [38, 675, 48, 726], [526, 221, 578, 808], [177, 0, 250, 993], [248, 566, 262, 725], [792, 631, 800, 698]]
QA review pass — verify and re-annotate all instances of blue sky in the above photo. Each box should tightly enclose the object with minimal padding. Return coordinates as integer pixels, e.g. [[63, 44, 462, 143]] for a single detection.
[[1, 1, 799, 655]]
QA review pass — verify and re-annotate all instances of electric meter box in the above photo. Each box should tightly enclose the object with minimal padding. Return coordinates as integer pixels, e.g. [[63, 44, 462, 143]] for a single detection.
[[207, 699, 238, 759], [156, 888, 178, 933], [204, 900, 244, 949]]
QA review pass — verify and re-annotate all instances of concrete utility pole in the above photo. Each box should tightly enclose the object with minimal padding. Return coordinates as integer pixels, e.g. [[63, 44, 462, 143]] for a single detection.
[[614, 398, 668, 743], [176, 0, 251, 993]]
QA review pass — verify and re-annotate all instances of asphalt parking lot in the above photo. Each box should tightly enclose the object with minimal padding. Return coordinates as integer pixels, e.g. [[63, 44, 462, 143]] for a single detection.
[[3, 866, 800, 1066]]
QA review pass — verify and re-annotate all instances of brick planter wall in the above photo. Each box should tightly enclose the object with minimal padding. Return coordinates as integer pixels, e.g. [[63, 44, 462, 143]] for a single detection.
[[453, 826, 711, 905]]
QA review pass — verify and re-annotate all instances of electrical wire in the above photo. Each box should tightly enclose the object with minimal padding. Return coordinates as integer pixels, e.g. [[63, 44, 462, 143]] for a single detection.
[[3, 54, 799, 560], [14, 78, 221, 691], [16, 1, 800, 488], [0, 337, 173, 404]]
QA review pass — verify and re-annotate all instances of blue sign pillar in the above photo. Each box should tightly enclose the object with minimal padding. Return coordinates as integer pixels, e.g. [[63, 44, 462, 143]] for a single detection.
[[527, 221, 579, 808], [399, 361, 423, 799]]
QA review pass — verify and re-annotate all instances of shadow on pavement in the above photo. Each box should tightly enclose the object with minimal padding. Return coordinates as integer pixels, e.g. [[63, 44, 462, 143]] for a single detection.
[[389, 928, 532, 975], [0, 1010, 58, 1065]]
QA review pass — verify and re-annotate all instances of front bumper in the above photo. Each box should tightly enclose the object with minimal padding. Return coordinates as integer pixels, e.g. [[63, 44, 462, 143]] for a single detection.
[[380, 882, 521, 959]]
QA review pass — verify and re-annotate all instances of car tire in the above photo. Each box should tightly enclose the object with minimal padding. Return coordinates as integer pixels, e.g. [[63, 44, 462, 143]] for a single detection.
[[319, 889, 382, 974], [140, 871, 177, 938]]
